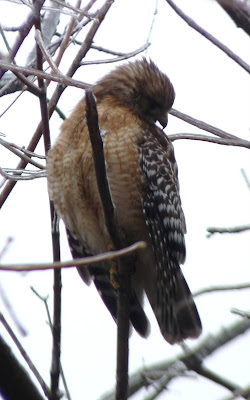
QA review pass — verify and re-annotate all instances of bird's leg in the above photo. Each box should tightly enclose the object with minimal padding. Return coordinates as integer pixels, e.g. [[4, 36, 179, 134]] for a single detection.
[[108, 244, 120, 290]]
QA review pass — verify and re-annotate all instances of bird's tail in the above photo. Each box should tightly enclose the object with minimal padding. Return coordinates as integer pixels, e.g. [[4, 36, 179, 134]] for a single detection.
[[155, 261, 202, 344]]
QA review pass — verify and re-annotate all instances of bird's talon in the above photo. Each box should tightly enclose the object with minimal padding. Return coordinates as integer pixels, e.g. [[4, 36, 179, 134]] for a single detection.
[[110, 260, 119, 290]]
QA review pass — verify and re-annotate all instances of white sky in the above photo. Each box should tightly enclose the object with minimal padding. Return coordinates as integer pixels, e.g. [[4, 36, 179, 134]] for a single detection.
[[0, 0, 250, 399]]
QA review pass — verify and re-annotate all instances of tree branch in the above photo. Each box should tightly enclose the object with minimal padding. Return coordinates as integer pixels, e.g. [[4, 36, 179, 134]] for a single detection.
[[0, 0, 113, 208], [0, 242, 146, 271], [168, 133, 250, 149], [102, 319, 250, 400], [207, 224, 250, 237], [0, 0, 46, 79], [194, 282, 250, 297], [85, 89, 131, 400], [0, 334, 46, 400], [0, 313, 50, 398], [165, 0, 250, 74], [169, 108, 244, 141]]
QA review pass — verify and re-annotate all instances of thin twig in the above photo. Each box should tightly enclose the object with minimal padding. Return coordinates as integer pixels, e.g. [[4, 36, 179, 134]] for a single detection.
[[207, 224, 250, 237], [0, 61, 90, 90], [35, 29, 63, 75], [0, 241, 146, 271], [169, 108, 243, 141], [231, 308, 250, 319], [165, 0, 250, 74], [0, 0, 115, 209], [0, 168, 46, 182], [54, 0, 81, 71], [0, 21, 42, 95], [34, 12, 61, 397], [0, 0, 46, 79], [190, 364, 243, 397], [145, 0, 159, 56], [0, 89, 30, 118], [30, 287, 72, 400], [168, 133, 250, 149], [241, 168, 250, 191], [80, 43, 150, 65], [91, 44, 136, 56], [102, 319, 250, 400], [194, 283, 250, 297], [0, 137, 46, 169], [222, 385, 250, 400]]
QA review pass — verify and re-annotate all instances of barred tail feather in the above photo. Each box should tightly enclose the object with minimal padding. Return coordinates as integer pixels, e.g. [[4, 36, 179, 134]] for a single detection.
[[158, 264, 202, 344]]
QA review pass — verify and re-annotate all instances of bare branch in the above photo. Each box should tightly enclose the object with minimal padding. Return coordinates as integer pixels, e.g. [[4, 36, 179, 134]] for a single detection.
[[194, 282, 250, 297], [102, 319, 250, 400], [0, 137, 46, 169], [25, 0, 63, 65], [30, 287, 72, 400], [145, 0, 159, 56], [241, 168, 250, 190], [0, 0, 46, 79], [35, 29, 63, 75], [168, 133, 250, 149], [0, 241, 146, 271], [80, 43, 150, 65], [231, 308, 250, 319], [0, 167, 46, 182], [222, 384, 250, 400], [169, 108, 243, 141], [207, 224, 250, 237], [85, 89, 131, 400], [53, 0, 81, 71], [0, 60, 90, 90], [165, 0, 250, 74]]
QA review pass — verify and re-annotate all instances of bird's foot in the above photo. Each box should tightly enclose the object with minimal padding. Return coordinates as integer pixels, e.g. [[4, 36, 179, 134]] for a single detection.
[[108, 244, 120, 290]]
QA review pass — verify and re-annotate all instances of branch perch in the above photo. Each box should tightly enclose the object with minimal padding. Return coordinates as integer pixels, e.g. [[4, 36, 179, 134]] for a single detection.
[[85, 89, 132, 400]]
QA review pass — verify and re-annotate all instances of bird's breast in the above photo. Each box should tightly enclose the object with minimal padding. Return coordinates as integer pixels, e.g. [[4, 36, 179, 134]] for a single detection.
[[103, 124, 146, 244]]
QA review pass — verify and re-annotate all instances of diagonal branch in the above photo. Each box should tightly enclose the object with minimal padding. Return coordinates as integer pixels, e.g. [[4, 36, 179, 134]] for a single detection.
[[0, 335, 46, 400], [0, 0, 113, 209], [0, 312, 50, 398], [102, 319, 250, 400], [168, 133, 250, 149], [165, 0, 250, 74], [0, 242, 146, 272], [0, 0, 46, 79], [169, 108, 247, 141]]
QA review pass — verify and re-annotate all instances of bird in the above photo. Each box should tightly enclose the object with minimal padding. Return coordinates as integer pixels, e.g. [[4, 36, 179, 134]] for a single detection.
[[47, 58, 202, 344]]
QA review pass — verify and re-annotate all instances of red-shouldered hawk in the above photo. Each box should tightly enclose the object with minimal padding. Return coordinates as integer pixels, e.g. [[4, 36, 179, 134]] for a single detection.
[[47, 58, 202, 344]]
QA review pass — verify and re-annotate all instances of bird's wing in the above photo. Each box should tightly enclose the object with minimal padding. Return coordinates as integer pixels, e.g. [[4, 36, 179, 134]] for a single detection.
[[67, 228, 150, 337], [138, 127, 202, 344]]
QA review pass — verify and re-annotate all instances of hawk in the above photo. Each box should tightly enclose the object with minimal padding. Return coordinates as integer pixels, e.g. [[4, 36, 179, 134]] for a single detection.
[[47, 58, 202, 344]]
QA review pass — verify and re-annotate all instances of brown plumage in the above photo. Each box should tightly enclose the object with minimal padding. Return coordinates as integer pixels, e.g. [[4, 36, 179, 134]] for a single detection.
[[47, 58, 202, 343]]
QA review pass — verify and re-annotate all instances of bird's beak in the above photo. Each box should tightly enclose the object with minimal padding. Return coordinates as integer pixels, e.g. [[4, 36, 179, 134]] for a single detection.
[[158, 114, 168, 129]]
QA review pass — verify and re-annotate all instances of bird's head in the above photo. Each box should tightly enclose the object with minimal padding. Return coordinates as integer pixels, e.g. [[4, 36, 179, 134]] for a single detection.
[[93, 58, 175, 128]]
